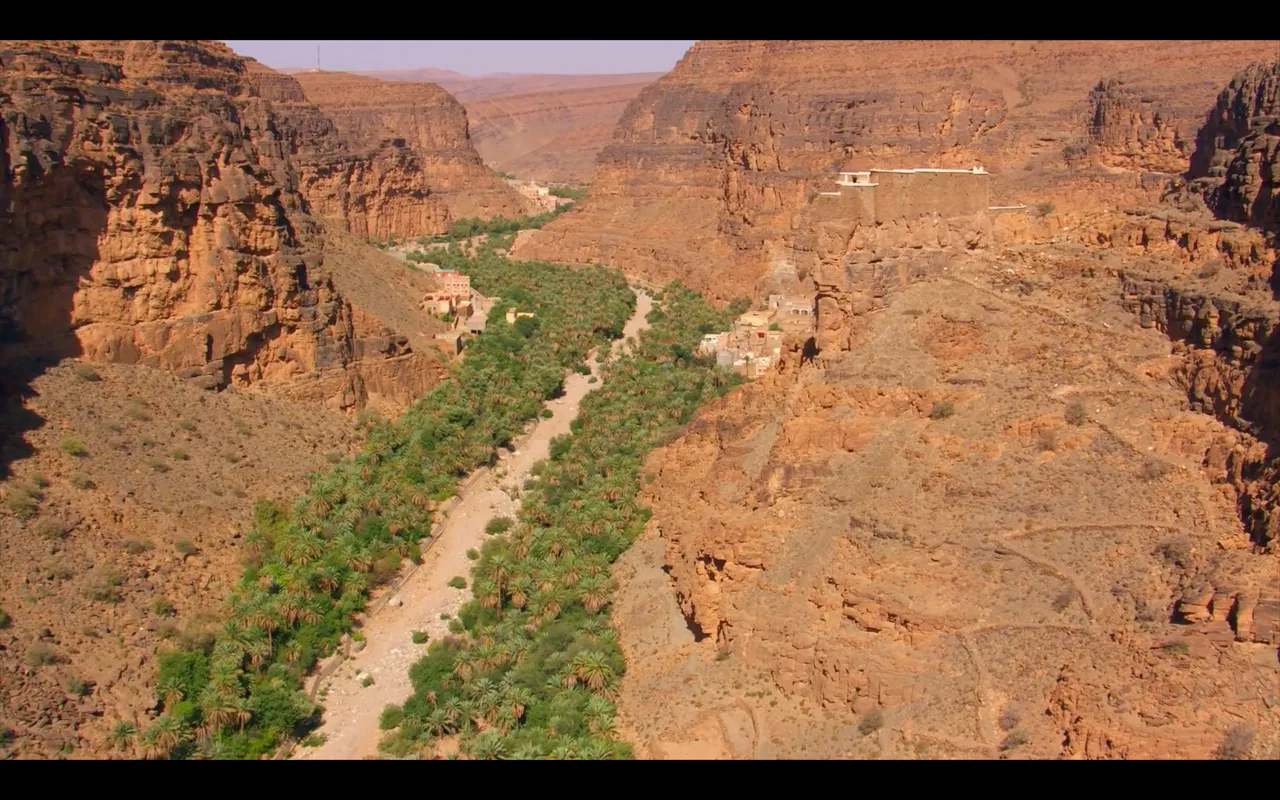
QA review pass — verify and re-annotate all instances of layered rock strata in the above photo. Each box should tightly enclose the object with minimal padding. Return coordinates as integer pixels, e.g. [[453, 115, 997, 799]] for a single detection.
[[0, 40, 445, 412], [514, 40, 1278, 303], [291, 71, 535, 229]]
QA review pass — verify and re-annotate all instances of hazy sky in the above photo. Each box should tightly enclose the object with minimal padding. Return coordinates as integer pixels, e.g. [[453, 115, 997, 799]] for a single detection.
[[222, 41, 695, 76]]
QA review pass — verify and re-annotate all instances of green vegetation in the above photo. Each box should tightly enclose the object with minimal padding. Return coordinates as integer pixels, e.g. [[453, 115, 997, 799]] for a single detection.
[[432, 203, 575, 243], [143, 244, 635, 759], [448, 576, 468, 590], [485, 517, 513, 535], [175, 539, 198, 557], [60, 434, 87, 457], [74, 364, 101, 382], [69, 472, 95, 490], [549, 186, 588, 201], [379, 704, 404, 730], [0, 607, 9, 628], [411, 631, 429, 645], [382, 280, 741, 760], [171, 448, 190, 462]]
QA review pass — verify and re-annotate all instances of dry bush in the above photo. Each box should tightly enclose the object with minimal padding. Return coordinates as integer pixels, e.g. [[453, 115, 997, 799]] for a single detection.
[[1051, 587, 1080, 612], [34, 517, 70, 540], [858, 707, 884, 736], [1155, 536, 1191, 567], [1037, 428, 1059, 452], [26, 642, 59, 667], [930, 401, 956, 420], [84, 566, 124, 603], [999, 705, 1021, 731], [1064, 399, 1088, 426], [1215, 723, 1255, 760], [1140, 456, 1173, 481], [1000, 728, 1029, 751]]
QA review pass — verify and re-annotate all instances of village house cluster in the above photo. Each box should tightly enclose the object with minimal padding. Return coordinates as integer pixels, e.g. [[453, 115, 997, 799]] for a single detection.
[[411, 264, 497, 353], [505, 179, 568, 214], [699, 294, 815, 378]]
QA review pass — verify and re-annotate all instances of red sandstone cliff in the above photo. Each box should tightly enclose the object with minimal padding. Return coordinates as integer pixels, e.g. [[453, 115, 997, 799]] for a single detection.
[[0, 40, 447, 412], [513, 40, 1279, 303], [290, 71, 535, 229]]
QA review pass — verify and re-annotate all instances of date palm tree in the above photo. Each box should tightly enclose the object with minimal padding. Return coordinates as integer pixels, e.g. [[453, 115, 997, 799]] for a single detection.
[[577, 575, 611, 614], [569, 650, 615, 693], [108, 720, 136, 753]]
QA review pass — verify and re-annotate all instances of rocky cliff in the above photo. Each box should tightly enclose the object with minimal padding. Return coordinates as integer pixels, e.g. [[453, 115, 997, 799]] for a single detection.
[[462, 78, 660, 182], [513, 40, 1279, 302], [1083, 78, 1187, 172], [605, 47, 1280, 760], [291, 71, 535, 228], [1188, 61, 1279, 232], [0, 40, 446, 413]]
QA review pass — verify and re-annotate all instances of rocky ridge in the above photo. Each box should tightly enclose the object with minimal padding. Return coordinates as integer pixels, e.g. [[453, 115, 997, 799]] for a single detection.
[[0, 40, 448, 414], [513, 40, 1279, 302], [291, 71, 536, 229]]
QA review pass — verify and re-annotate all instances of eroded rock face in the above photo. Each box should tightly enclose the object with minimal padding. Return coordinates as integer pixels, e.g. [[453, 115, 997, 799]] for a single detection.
[[609, 46, 1280, 761], [1189, 61, 1280, 232], [0, 40, 445, 411], [291, 71, 535, 232], [625, 255, 1279, 759], [514, 40, 1279, 303], [1085, 78, 1187, 172]]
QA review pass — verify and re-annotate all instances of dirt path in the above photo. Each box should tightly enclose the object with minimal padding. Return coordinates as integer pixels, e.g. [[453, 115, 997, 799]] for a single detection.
[[296, 289, 652, 760]]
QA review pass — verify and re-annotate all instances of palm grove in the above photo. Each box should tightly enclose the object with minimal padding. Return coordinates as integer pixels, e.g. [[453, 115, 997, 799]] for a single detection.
[[122, 235, 740, 759]]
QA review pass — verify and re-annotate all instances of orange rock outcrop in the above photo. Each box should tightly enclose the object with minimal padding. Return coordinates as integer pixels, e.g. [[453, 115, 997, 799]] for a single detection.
[[291, 71, 536, 231], [0, 40, 446, 412]]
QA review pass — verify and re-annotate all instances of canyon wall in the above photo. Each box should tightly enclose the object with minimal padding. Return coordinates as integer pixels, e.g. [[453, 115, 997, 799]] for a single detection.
[[1083, 78, 1187, 172], [609, 53, 1280, 760], [0, 40, 447, 413], [513, 40, 1279, 303], [1188, 61, 1279, 232], [349, 69, 664, 182], [463, 78, 660, 182], [291, 71, 536, 229]]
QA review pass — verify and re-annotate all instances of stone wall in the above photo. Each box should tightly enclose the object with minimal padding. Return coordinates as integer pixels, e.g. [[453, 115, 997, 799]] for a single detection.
[[872, 171, 990, 223]]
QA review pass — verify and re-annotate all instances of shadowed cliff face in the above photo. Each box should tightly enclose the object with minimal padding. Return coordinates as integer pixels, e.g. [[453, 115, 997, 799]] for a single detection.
[[0, 40, 448, 477], [1189, 61, 1280, 233], [290, 71, 535, 229], [513, 40, 1279, 303]]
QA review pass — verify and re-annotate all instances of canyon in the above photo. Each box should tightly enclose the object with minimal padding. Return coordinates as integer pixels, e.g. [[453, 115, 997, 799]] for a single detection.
[[0, 39, 519, 758], [3, 38, 1279, 761], [351, 69, 663, 183]]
